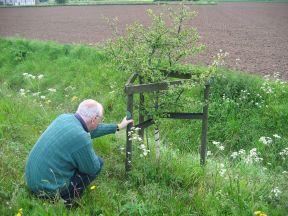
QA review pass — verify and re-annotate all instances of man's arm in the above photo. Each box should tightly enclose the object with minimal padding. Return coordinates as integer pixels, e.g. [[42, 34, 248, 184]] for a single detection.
[[90, 117, 134, 139], [90, 123, 117, 139]]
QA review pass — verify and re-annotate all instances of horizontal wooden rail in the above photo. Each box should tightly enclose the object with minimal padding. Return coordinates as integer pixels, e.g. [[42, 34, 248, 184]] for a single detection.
[[125, 80, 185, 94], [134, 119, 155, 130], [163, 112, 203, 120]]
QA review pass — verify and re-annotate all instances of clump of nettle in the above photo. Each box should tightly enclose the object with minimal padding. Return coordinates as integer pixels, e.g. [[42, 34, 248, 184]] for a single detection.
[[104, 4, 227, 159]]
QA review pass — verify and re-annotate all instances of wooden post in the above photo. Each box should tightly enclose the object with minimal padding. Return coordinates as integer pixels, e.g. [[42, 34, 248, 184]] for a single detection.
[[200, 84, 210, 165], [139, 76, 145, 139], [125, 93, 134, 172]]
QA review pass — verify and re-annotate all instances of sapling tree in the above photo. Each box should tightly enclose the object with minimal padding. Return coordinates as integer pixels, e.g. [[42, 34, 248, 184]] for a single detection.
[[104, 4, 226, 162]]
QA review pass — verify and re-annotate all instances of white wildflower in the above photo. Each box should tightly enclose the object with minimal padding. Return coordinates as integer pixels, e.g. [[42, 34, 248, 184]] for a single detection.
[[207, 151, 212, 156], [40, 96, 46, 100], [212, 141, 224, 151], [273, 134, 281, 139], [259, 136, 273, 145], [38, 74, 44, 80], [279, 147, 288, 160], [19, 89, 25, 96], [219, 163, 226, 177], [244, 148, 263, 164], [238, 149, 245, 155], [231, 152, 238, 159], [32, 92, 41, 97], [269, 187, 282, 199], [48, 88, 56, 93]]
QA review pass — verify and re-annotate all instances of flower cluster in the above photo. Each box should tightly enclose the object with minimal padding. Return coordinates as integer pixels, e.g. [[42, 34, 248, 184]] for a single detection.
[[128, 127, 142, 142], [259, 134, 281, 145], [128, 127, 150, 158], [23, 72, 44, 80], [239, 89, 264, 108], [261, 72, 287, 96], [254, 210, 267, 216], [219, 163, 226, 176], [139, 144, 150, 157], [15, 208, 23, 216], [230, 148, 263, 164], [279, 147, 288, 160], [19, 72, 56, 105], [259, 136, 273, 145], [212, 141, 225, 151], [245, 148, 263, 164], [269, 186, 282, 199], [211, 49, 229, 67], [48, 88, 57, 93]]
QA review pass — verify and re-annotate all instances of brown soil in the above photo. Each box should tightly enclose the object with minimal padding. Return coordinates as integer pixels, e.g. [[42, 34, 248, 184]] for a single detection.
[[0, 3, 287, 79]]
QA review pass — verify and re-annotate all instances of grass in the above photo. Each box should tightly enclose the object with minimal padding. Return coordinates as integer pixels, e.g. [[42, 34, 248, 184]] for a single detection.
[[0, 37, 287, 215]]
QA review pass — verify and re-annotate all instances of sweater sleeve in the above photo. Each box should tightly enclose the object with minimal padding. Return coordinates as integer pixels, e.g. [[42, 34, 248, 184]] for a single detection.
[[71, 144, 101, 176], [90, 123, 117, 139]]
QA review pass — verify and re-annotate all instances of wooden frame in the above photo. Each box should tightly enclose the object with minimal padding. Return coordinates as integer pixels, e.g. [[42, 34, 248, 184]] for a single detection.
[[124, 71, 210, 172]]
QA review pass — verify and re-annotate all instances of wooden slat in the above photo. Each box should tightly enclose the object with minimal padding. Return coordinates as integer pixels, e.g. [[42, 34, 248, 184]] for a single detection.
[[125, 80, 185, 94], [134, 119, 155, 130], [200, 84, 210, 165], [125, 73, 138, 86], [163, 112, 203, 120]]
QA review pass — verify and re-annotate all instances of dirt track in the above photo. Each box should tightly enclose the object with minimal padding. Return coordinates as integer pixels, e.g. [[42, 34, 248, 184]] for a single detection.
[[0, 3, 288, 79]]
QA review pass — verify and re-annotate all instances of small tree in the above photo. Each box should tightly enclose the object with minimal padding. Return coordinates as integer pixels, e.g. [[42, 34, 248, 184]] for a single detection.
[[105, 4, 226, 163]]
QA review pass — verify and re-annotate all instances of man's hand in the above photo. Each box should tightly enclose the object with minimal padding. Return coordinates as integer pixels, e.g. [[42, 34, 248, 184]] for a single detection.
[[118, 116, 134, 130]]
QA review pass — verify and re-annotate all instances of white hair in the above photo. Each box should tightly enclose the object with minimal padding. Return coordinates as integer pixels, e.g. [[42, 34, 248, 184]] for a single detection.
[[76, 99, 102, 119]]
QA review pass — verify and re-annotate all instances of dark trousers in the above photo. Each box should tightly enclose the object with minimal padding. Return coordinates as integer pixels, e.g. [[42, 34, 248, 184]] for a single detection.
[[60, 158, 104, 205], [32, 158, 103, 207]]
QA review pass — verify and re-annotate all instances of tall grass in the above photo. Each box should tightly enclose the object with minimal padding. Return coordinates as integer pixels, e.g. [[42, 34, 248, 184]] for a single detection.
[[0, 37, 287, 215]]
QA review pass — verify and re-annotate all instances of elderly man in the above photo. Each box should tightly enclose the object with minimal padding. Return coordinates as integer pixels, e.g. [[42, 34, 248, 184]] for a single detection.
[[25, 99, 133, 206]]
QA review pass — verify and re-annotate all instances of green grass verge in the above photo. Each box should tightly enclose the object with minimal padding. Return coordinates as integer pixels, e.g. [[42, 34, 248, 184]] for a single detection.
[[0, 37, 287, 215]]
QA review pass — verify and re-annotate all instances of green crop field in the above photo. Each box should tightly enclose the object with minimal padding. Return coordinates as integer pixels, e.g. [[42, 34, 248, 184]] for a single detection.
[[0, 37, 287, 215]]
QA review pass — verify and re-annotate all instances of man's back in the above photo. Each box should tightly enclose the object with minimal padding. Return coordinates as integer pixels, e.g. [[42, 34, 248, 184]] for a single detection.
[[25, 114, 94, 194]]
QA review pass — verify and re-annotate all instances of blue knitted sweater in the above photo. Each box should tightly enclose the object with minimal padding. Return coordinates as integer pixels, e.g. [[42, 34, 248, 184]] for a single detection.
[[25, 114, 117, 194]]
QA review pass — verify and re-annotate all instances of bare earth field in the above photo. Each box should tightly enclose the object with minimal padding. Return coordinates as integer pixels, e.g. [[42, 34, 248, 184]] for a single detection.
[[0, 3, 288, 79]]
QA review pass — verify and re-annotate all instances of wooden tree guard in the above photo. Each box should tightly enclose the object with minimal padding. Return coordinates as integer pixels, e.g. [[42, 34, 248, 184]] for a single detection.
[[124, 71, 210, 172]]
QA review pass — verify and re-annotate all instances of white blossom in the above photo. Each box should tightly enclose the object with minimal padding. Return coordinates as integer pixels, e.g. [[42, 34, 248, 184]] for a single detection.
[[259, 136, 273, 145], [32, 92, 41, 97], [212, 141, 225, 151], [48, 88, 57, 93], [207, 151, 212, 156], [219, 163, 226, 176], [269, 187, 282, 199], [38, 74, 44, 80], [279, 147, 288, 160], [231, 152, 238, 159]]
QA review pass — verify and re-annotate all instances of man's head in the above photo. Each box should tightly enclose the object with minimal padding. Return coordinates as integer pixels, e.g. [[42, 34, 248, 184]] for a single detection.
[[76, 99, 104, 131]]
